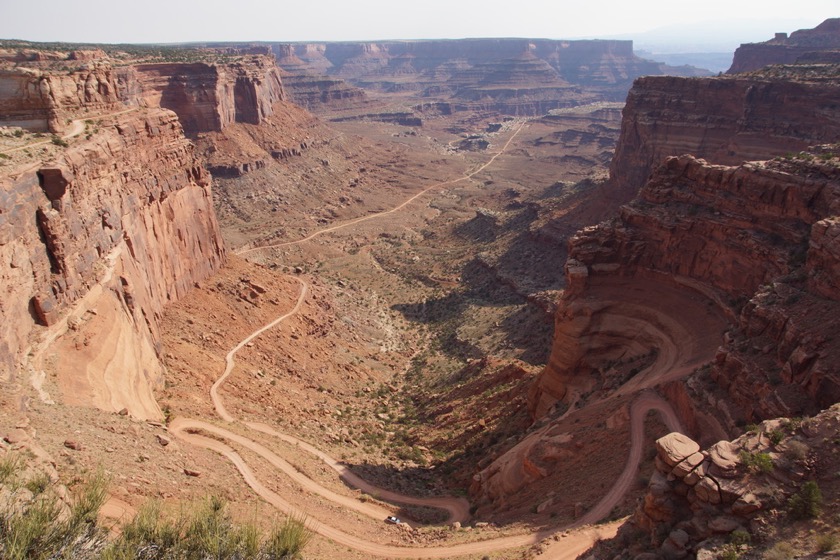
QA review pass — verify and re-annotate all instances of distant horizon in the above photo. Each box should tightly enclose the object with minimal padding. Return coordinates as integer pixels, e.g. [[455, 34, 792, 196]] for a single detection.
[[0, 0, 835, 49]]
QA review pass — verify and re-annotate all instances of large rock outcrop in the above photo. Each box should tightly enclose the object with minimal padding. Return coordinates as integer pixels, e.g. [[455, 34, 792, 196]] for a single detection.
[[1, 107, 226, 419], [728, 18, 840, 74], [607, 66, 840, 202], [0, 50, 285, 136], [0, 62, 136, 132], [134, 55, 285, 134], [591, 404, 840, 558], [530, 147, 840, 425]]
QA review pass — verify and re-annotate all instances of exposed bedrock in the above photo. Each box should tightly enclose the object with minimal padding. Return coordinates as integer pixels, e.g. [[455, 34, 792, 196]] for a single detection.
[[0, 63, 137, 132], [608, 70, 840, 202], [531, 150, 840, 426], [134, 55, 285, 134], [0, 108, 226, 418], [728, 17, 840, 74], [274, 38, 709, 115]]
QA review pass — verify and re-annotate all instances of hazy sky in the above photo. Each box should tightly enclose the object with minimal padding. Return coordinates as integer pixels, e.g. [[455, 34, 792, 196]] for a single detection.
[[0, 0, 836, 45]]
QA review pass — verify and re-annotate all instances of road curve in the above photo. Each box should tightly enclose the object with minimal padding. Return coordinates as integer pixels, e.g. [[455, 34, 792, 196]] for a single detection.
[[168, 120, 692, 557], [236, 122, 525, 255]]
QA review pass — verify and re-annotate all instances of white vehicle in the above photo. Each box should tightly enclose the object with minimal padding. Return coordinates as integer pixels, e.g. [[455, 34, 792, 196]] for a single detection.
[[384, 515, 401, 525]]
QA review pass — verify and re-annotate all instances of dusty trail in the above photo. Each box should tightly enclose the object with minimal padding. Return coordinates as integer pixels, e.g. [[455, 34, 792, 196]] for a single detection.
[[236, 122, 525, 255], [169, 122, 694, 557]]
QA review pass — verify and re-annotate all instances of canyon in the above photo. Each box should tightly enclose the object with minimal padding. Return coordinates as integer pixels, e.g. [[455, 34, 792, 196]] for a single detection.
[[1, 19, 840, 560]]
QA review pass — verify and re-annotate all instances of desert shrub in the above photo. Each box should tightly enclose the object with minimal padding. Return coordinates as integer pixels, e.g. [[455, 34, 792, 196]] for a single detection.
[[817, 532, 838, 552], [740, 451, 774, 474], [763, 542, 795, 560], [264, 515, 312, 560], [769, 429, 784, 445], [784, 440, 808, 461], [0, 492, 64, 560], [720, 544, 741, 560], [730, 528, 752, 546], [0, 469, 110, 560], [50, 136, 69, 147], [0, 453, 21, 483], [788, 481, 823, 519]]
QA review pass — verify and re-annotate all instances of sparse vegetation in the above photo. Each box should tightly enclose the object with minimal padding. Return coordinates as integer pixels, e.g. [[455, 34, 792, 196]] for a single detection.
[[763, 542, 795, 560], [1, 466, 312, 560], [0, 470, 109, 560], [739, 451, 774, 474], [50, 136, 69, 148], [816, 532, 838, 552], [788, 480, 822, 519]]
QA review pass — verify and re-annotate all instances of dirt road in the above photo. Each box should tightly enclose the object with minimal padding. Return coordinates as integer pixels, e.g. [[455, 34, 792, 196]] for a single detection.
[[170, 276, 687, 557], [169, 122, 693, 557], [236, 122, 525, 255]]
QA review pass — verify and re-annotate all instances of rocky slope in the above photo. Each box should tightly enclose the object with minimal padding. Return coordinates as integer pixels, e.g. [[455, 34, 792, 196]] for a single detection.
[[728, 17, 840, 74], [590, 403, 840, 558], [607, 64, 840, 201], [0, 49, 266, 419], [274, 39, 709, 117]]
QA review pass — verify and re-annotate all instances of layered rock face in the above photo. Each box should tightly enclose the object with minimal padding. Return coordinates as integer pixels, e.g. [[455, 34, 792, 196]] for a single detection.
[[728, 18, 840, 73], [275, 39, 709, 116], [531, 148, 840, 423], [273, 44, 368, 111], [0, 108, 226, 418], [608, 68, 840, 202], [134, 55, 285, 134], [0, 63, 136, 132], [0, 49, 285, 136]]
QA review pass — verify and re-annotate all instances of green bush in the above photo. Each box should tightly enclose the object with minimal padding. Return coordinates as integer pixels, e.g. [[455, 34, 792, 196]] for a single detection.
[[264, 515, 312, 560], [51, 136, 69, 147], [788, 481, 823, 519], [740, 451, 774, 474], [730, 528, 751, 546]]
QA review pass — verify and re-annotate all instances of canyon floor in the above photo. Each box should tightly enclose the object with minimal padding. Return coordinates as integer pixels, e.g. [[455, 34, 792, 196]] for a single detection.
[[1, 97, 745, 558]]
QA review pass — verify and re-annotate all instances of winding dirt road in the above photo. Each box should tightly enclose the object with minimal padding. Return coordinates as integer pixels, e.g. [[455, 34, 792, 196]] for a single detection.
[[169, 277, 688, 558], [169, 123, 694, 558]]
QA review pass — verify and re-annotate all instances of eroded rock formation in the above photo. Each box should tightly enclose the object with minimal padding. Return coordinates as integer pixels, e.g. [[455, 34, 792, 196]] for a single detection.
[[1, 105, 225, 419], [531, 148, 840, 425], [275, 39, 709, 116], [728, 18, 840, 74], [593, 405, 840, 558], [134, 55, 285, 134], [608, 66, 840, 202]]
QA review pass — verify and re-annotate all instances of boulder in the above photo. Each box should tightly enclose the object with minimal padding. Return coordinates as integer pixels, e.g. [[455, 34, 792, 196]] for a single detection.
[[694, 477, 721, 504], [656, 433, 701, 467], [672, 451, 705, 479], [732, 493, 762, 516], [708, 441, 741, 478]]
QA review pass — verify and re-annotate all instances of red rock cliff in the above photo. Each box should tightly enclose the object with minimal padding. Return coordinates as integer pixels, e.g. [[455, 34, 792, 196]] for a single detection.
[[134, 55, 285, 134], [531, 148, 840, 426], [728, 18, 840, 74], [0, 107, 226, 419], [608, 70, 840, 203]]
